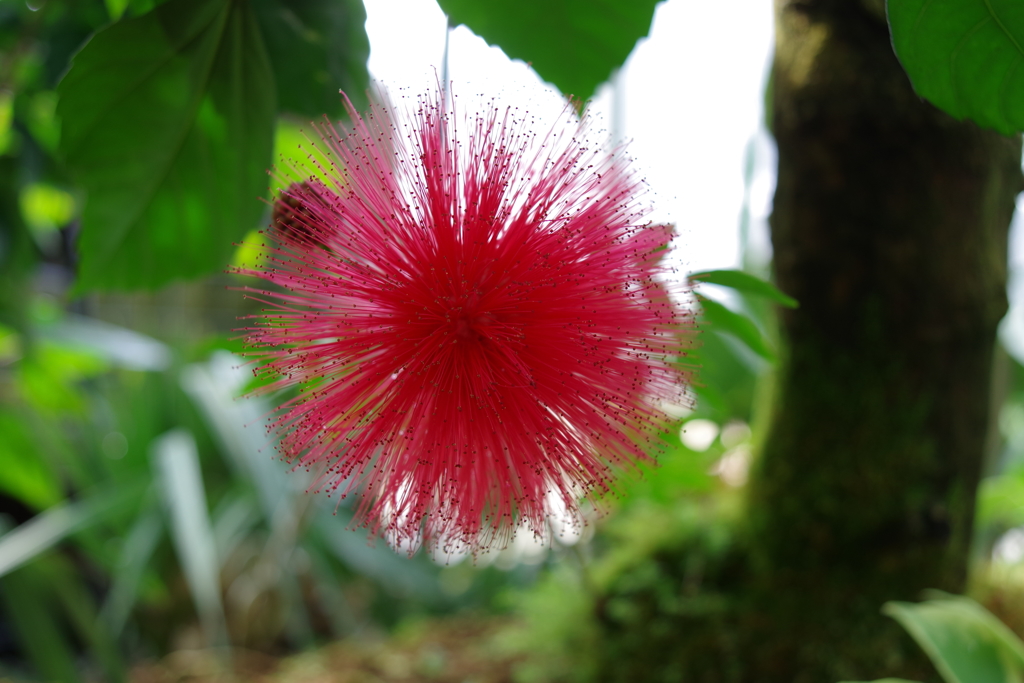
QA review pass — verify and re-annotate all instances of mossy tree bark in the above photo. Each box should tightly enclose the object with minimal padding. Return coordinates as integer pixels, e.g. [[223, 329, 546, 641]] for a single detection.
[[591, 1, 1021, 681], [745, 0, 1021, 677]]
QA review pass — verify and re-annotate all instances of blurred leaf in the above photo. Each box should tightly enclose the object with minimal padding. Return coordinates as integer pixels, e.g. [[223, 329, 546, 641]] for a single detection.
[[301, 540, 359, 635], [127, 0, 167, 16], [654, 440, 718, 495], [15, 341, 108, 415], [58, 0, 276, 291], [101, 500, 163, 637], [698, 295, 776, 362], [152, 429, 229, 648], [105, 0, 131, 21], [0, 413, 62, 510], [25, 90, 60, 154], [1, 320, 23, 359], [253, 0, 369, 119], [436, 0, 660, 102], [977, 466, 1024, 530], [270, 119, 336, 191], [0, 535, 125, 683], [689, 269, 798, 308], [0, 559, 82, 683], [314, 514, 444, 602], [48, 556, 127, 683], [210, 490, 260, 560], [44, 313, 172, 371], [619, 427, 717, 504], [20, 182, 75, 233], [0, 479, 146, 579], [181, 352, 290, 519], [0, 157, 35, 335], [0, 90, 13, 154], [686, 320, 760, 424], [888, 0, 1024, 135], [883, 593, 1024, 683], [839, 679, 922, 682]]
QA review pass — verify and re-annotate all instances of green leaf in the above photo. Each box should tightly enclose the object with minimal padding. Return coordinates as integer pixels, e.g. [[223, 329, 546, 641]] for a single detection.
[[686, 322, 760, 423], [0, 158, 35, 336], [0, 559, 83, 683], [0, 479, 146, 579], [689, 269, 798, 308], [698, 295, 776, 362], [888, 0, 1024, 135], [883, 594, 1024, 683], [0, 413, 62, 511], [253, 0, 370, 120], [101, 502, 163, 637], [839, 679, 922, 683], [47, 557, 127, 683], [436, 0, 661, 103], [58, 0, 276, 291], [152, 429, 228, 647]]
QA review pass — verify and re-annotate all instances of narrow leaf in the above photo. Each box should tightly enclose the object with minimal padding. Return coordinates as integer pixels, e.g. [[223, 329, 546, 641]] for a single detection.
[[100, 501, 163, 637], [689, 269, 798, 308], [0, 561, 82, 683], [180, 352, 288, 521], [0, 480, 145, 579], [58, 0, 276, 290], [436, 0, 660, 102], [49, 558, 127, 683], [888, 0, 1024, 135], [152, 429, 229, 648]]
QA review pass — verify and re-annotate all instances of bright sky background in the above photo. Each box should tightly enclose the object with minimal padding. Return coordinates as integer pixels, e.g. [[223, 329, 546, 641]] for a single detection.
[[361, 0, 776, 277]]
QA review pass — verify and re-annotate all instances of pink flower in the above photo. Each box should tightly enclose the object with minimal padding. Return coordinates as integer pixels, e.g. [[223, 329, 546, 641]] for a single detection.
[[238, 89, 690, 554]]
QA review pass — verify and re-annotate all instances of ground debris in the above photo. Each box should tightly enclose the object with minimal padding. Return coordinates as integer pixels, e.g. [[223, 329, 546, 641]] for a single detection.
[[128, 615, 522, 683]]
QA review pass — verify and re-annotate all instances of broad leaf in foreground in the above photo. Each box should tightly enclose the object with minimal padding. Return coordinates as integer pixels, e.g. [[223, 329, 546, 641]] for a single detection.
[[888, 0, 1024, 135], [59, 0, 276, 290], [883, 594, 1024, 683], [437, 0, 660, 103], [252, 0, 370, 120]]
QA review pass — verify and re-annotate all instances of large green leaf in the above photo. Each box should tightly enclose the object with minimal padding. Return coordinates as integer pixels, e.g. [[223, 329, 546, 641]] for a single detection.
[[58, 0, 276, 290], [436, 0, 661, 102], [253, 0, 370, 119], [883, 594, 1024, 683], [888, 0, 1024, 135]]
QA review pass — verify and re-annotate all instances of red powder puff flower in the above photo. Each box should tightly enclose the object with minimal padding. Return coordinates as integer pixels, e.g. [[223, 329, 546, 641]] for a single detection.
[[238, 89, 691, 554]]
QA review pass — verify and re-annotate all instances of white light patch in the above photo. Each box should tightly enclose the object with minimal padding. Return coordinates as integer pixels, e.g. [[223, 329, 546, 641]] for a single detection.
[[681, 418, 719, 452], [994, 527, 1024, 564]]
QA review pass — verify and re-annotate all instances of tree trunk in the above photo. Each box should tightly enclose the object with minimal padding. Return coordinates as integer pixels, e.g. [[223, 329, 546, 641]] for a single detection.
[[591, 1, 1022, 681], [743, 0, 1021, 678]]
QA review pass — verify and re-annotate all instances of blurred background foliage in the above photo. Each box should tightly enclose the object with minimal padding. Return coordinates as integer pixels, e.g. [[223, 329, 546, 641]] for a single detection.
[[0, 0, 755, 679], [3, 0, 1024, 682]]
